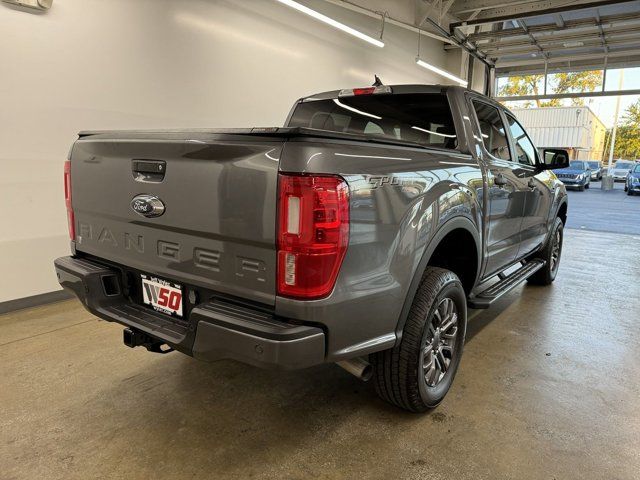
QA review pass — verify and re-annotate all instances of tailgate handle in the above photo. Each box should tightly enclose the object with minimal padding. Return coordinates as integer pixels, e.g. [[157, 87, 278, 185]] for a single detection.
[[132, 160, 166, 182]]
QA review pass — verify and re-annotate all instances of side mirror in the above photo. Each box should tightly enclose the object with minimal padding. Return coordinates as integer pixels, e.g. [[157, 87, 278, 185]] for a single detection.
[[541, 149, 569, 170]]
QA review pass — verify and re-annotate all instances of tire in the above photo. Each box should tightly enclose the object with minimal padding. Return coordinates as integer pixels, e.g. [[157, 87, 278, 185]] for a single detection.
[[624, 184, 628, 192], [585, 182, 590, 189], [628, 189, 633, 196], [527, 217, 564, 286], [371, 267, 467, 413]]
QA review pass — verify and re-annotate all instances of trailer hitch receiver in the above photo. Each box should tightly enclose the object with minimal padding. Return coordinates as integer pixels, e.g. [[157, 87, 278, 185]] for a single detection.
[[123, 328, 174, 354]]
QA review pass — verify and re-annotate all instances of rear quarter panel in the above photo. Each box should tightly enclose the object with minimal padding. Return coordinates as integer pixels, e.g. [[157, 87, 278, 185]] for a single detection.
[[276, 139, 484, 360]]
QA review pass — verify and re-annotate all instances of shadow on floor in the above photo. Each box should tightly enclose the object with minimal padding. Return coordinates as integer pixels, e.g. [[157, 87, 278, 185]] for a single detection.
[[74, 296, 514, 476]]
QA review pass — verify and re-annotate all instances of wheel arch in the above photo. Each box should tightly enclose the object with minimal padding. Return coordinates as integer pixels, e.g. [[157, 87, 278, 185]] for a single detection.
[[557, 200, 568, 225], [394, 216, 480, 343]]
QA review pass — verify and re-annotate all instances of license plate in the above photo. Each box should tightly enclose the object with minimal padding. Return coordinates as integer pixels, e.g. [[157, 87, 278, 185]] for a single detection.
[[141, 274, 183, 318]]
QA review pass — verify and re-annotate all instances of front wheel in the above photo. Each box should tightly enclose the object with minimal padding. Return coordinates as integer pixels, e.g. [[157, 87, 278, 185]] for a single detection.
[[527, 217, 564, 286], [371, 267, 467, 412]]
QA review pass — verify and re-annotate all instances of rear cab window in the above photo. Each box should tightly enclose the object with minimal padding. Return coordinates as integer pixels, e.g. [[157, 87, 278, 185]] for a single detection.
[[287, 93, 459, 150]]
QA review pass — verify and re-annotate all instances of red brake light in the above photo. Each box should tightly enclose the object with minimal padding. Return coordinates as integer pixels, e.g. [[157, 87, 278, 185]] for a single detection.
[[338, 85, 392, 97], [277, 174, 349, 299], [353, 87, 376, 95], [64, 160, 75, 240]]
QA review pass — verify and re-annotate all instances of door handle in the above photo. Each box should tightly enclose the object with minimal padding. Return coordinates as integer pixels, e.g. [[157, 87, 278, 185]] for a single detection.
[[494, 173, 508, 187]]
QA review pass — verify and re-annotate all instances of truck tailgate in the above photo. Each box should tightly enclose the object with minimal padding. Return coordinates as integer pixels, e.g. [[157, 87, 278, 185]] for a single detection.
[[70, 131, 282, 306]]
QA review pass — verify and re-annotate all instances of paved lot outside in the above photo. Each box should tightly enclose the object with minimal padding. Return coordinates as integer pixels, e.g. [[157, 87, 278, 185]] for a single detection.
[[564, 181, 640, 235], [2, 229, 640, 480]]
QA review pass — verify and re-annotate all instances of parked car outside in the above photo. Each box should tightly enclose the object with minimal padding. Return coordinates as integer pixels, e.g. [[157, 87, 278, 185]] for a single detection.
[[587, 161, 603, 180], [553, 160, 592, 191], [625, 164, 640, 195], [610, 160, 635, 182]]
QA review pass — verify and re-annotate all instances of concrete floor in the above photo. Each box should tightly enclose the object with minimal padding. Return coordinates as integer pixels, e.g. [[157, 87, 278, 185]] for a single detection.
[[2, 228, 640, 480]]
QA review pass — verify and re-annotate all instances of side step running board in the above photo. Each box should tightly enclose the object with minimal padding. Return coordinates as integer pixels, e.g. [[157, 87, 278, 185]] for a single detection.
[[468, 259, 546, 309]]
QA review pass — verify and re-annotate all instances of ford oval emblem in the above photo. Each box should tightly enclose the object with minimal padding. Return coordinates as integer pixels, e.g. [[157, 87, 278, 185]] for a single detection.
[[130, 194, 165, 218]]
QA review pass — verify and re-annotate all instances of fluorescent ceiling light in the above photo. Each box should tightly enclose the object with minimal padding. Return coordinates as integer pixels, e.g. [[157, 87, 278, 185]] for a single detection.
[[411, 125, 456, 138], [333, 99, 381, 119], [276, 0, 384, 48], [416, 59, 468, 87]]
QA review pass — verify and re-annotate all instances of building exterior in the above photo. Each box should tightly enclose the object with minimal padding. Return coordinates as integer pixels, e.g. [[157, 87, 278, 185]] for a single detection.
[[511, 106, 608, 161]]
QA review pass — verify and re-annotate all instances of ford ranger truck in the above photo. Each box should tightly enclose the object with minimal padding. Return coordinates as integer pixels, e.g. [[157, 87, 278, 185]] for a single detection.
[[54, 84, 569, 412]]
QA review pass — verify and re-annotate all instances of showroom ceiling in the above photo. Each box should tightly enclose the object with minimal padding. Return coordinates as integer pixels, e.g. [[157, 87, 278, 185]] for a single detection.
[[339, 0, 640, 77], [452, 0, 640, 77]]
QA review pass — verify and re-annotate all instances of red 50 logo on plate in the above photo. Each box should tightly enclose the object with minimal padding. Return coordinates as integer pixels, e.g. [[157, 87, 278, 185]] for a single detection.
[[141, 276, 183, 317]]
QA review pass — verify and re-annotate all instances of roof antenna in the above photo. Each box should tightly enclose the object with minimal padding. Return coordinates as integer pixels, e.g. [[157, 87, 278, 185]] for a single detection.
[[372, 75, 383, 87]]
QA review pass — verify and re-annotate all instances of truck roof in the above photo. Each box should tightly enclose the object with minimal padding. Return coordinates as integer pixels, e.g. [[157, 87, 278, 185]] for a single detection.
[[300, 84, 458, 102]]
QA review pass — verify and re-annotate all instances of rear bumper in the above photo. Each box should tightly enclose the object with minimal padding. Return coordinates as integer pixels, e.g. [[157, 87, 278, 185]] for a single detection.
[[54, 256, 325, 370]]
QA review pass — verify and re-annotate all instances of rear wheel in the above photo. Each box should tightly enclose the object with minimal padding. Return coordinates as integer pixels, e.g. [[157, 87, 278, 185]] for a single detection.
[[527, 217, 564, 286], [371, 267, 467, 412]]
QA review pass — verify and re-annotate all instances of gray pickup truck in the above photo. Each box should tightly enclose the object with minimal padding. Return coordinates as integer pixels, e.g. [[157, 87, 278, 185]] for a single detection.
[[55, 84, 569, 412]]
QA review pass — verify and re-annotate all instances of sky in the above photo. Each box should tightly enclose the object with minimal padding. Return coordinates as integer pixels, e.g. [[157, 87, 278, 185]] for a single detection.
[[500, 67, 640, 128], [587, 68, 640, 128]]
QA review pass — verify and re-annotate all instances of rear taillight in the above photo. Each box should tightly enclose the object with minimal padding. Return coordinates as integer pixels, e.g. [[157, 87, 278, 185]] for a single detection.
[[64, 160, 75, 240], [277, 174, 349, 299]]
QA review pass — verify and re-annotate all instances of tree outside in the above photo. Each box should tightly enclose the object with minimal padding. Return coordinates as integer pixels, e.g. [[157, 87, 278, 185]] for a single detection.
[[498, 71, 603, 107], [603, 99, 640, 160], [622, 100, 640, 128]]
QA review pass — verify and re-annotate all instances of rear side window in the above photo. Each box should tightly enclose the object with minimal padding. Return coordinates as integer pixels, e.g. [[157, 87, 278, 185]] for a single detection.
[[287, 93, 458, 150], [472, 101, 511, 161]]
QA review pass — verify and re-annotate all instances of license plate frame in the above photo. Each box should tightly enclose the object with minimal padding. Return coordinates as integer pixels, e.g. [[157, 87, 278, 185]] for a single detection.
[[141, 274, 184, 318]]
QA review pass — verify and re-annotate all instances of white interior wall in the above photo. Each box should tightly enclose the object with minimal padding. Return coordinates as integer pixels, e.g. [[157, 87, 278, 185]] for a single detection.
[[445, 49, 487, 94], [0, 0, 459, 303]]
